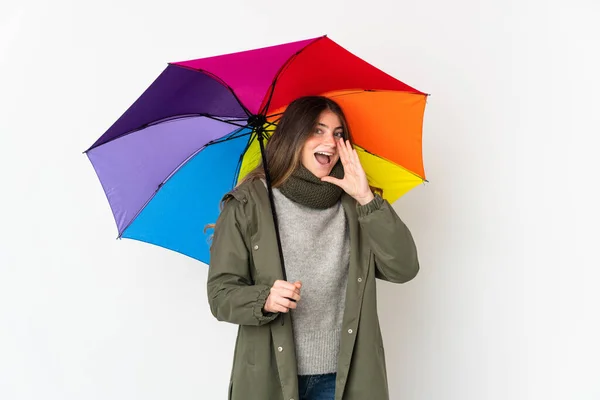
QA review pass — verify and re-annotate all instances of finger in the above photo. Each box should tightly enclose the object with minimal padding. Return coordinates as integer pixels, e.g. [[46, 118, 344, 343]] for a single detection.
[[352, 148, 364, 171], [272, 288, 299, 303], [272, 279, 288, 288], [285, 298, 298, 309], [293, 281, 302, 289], [348, 142, 360, 168], [321, 176, 345, 188], [337, 138, 349, 165], [342, 139, 352, 165], [345, 138, 353, 155], [340, 138, 348, 156], [275, 286, 301, 301], [281, 289, 301, 302], [273, 280, 299, 293], [349, 145, 358, 162], [342, 140, 358, 173], [275, 296, 297, 310], [272, 304, 290, 313]]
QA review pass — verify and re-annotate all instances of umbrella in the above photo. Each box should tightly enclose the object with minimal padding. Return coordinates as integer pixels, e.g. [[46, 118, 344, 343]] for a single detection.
[[84, 35, 428, 269]]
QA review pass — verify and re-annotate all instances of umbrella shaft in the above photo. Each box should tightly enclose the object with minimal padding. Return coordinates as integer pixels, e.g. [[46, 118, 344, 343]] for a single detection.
[[257, 131, 287, 282]]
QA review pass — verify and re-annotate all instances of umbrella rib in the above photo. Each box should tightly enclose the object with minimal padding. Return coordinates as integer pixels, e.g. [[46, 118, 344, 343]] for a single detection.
[[326, 89, 370, 98], [266, 111, 284, 119], [230, 130, 258, 189], [84, 114, 248, 153], [117, 128, 251, 239], [204, 130, 252, 147], [259, 36, 327, 116], [201, 114, 248, 128], [326, 89, 428, 97], [263, 117, 281, 128], [141, 113, 248, 129], [355, 146, 427, 181], [219, 119, 280, 211], [169, 63, 253, 118]]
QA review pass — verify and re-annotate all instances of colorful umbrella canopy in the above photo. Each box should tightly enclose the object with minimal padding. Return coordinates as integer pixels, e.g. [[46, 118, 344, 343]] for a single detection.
[[85, 35, 428, 265]]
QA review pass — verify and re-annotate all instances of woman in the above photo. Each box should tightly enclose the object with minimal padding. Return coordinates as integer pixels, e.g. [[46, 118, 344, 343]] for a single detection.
[[207, 96, 420, 400]]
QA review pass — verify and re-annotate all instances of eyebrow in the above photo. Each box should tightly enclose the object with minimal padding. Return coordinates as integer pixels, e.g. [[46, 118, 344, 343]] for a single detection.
[[317, 122, 343, 130]]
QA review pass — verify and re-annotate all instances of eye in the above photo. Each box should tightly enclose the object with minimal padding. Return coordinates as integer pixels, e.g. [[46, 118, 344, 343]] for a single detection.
[[334, 131, 344, 138]]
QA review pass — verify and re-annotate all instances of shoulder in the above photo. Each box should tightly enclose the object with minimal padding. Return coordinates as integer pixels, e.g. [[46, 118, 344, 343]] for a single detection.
[[218, 178, 268, 226], [216, 179, 267, 238], [222, 178, 266, 205]]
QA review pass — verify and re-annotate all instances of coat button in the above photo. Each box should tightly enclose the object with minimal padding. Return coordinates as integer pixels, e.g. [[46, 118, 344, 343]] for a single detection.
[[253, 245, 259, 250], [357, 278, 362, 282], [348, 329, 353, 334], [278, 346, 283, 352]]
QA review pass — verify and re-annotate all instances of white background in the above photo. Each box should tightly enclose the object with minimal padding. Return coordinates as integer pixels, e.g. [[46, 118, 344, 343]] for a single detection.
[[1, 0, 599, 399]]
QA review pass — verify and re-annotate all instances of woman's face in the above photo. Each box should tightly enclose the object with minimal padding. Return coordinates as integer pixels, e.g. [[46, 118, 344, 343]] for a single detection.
[[300, 109, 345, 178]]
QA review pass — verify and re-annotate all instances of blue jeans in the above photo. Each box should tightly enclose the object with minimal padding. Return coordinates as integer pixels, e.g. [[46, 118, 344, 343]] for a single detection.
[[298, 373, 336, 400]]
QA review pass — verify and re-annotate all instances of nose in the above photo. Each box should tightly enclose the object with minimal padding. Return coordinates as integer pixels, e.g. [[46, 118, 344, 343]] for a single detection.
[[323, 131, 337, 147]]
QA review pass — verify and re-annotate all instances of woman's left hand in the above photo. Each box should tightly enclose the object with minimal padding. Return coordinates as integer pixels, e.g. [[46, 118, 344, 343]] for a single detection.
[[321, 138, 375, 206]]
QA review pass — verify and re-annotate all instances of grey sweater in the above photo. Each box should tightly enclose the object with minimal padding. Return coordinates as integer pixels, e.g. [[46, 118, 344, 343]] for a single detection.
[[272, 187, 350, 375]]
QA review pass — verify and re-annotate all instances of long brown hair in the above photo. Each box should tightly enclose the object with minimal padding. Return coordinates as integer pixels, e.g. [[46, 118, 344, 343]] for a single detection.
[[240, 95, 352, 188]]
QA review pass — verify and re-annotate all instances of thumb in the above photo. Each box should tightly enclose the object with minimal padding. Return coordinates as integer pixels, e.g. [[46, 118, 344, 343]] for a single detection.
[[321, 176, 343, 187], [293, 281, 302, 289]]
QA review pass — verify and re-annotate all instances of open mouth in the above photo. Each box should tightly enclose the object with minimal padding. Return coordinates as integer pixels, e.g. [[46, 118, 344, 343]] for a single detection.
[[314, 151, 333, 166]]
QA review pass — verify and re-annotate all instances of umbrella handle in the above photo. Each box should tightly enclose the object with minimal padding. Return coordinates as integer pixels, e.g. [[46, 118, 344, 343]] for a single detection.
[[257, 130, 290, 326]]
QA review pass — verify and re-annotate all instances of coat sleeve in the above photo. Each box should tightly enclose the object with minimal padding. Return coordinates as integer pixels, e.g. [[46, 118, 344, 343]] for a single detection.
[[357, 194, 420, 283], [206, 197, 279, 326]]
